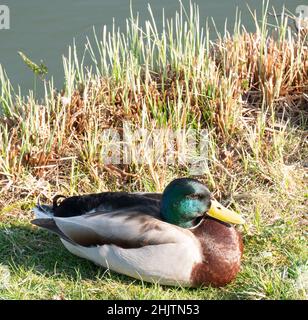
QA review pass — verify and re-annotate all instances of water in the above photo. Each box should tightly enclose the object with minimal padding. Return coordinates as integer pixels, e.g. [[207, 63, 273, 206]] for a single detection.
[[0, 0, 304, 96]]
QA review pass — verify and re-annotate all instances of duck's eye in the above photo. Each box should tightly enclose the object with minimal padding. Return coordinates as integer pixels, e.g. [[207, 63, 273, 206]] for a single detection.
[[186, 194, 205, 200]]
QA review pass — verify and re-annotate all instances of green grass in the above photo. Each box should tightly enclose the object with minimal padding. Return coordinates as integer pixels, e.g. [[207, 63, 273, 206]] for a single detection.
[[0, 2, 307, 299], [0, 197, 306, 300]]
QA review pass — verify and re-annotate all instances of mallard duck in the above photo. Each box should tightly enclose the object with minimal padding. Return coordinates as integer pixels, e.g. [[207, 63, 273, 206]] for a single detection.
[[31, 178, 245, 287]]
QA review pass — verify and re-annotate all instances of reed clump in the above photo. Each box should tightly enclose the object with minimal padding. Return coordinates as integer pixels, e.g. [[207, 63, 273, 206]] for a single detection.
[[0, 3, 307, 211]]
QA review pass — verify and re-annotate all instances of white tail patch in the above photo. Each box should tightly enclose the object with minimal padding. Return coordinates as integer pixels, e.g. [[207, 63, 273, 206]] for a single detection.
[[33, 206, 53, 219]]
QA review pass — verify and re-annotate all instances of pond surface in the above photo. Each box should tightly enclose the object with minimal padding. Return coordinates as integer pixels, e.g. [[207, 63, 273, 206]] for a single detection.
[[0, 0, 304, 95]]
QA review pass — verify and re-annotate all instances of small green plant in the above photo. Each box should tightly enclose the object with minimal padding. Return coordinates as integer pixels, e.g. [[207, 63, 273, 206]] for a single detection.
[[18, 51, 48, 94]]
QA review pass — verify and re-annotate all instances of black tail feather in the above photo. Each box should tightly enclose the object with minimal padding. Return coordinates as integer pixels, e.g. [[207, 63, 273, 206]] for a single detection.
[[52, 195, 67, 210], [52, 192, 161, 218]]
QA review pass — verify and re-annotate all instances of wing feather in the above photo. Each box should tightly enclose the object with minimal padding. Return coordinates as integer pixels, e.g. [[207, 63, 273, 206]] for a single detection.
[[51, 206, 193, 248], [32, 202, 202, 286], [53, 192, 161, 217]]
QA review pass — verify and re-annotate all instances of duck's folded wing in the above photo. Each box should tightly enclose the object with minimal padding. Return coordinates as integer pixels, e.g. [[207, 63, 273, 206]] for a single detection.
[[32, 206, 193, 248], [52, 192, 161, 218]]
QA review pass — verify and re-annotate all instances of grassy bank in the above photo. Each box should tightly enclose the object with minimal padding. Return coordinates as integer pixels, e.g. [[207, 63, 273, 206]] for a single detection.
[[0, 3, 307, 299]]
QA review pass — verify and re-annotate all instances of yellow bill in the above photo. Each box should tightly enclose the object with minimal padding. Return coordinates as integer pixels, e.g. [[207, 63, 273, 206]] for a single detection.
[[207, 199, 245, 224]]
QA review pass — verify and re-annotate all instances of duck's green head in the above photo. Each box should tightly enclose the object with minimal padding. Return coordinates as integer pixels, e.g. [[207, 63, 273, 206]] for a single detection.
[[161, 178, 245, 228]]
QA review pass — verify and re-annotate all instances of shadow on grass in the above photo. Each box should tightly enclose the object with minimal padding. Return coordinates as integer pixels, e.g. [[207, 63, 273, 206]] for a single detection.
[[0, 223, 243, 298], [0, 223, 138, 286]]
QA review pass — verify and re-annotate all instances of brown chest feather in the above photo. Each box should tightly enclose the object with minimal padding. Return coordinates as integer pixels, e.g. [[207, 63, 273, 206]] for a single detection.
[[190, 218, 243, 287]]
